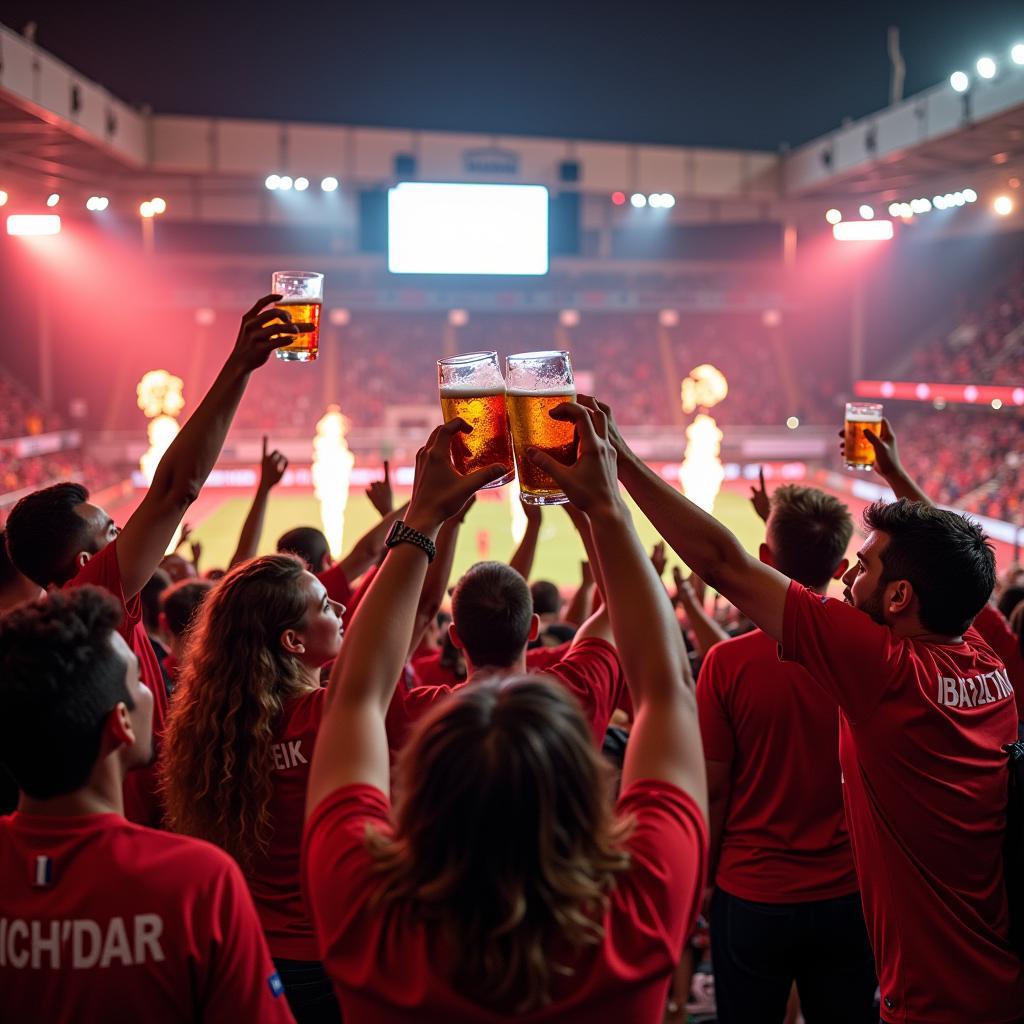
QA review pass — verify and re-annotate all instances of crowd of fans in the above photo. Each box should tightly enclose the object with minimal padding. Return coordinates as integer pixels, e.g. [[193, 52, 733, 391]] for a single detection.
[[0, 369, 62, 440]]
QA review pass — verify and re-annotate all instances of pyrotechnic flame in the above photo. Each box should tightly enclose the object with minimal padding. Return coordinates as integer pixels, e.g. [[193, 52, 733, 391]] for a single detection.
[[140, 415, 181, 485], [680, 364, 727, 514], [137, 370, 185, 554], [312, 406, 355, 561], [509, 480, 528, 545]]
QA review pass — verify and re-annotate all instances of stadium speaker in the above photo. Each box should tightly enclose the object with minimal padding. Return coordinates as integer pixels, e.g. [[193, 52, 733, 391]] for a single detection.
[[394, 153, 417, 179], [550, 192, 580, 255], [358, 189, 388, 252], [558, 160, 580, 184]]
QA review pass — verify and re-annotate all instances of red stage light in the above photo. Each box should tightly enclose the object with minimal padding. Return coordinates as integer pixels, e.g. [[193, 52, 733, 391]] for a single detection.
[[611, 191, 626, 206], [7, 214, 61, 236]]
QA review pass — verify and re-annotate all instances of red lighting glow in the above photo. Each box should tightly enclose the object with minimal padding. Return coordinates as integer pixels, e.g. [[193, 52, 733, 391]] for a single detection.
[[7, 214, 61, 236], [855, 380, 1024, 407], [833, 220, 894, 241], [611, 191, 626, 206]]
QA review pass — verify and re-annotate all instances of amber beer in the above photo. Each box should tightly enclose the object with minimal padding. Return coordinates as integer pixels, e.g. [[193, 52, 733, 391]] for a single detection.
[[273, 299, 322, 362], [507, 389, 577, 503], [439, 386, 515, 483], [844, 402, 884, 471]]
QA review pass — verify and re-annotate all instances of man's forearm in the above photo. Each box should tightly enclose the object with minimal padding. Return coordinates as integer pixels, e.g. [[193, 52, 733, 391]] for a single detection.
[[881, 465, 932, 505], [509, 519, 540, 580], [680, 593, 729, 657]]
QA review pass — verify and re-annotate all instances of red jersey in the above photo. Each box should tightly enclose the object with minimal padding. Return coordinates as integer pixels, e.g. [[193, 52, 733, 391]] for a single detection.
[[0, 811, 294, 1024], [781, 582, 1024, 1023], [248, 688, 326, 960], [302, 780, 706, 1023], [66, 541, 166, 828], [974, 602, 1024, 721], [697, 628, 857, 902], [410, 644, 571, 688], [386, 639, 625, 754]]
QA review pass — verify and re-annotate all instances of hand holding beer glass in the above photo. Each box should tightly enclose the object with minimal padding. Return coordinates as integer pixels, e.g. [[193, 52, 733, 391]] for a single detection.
[[506, 351, 577, 505], [271, 271, 323, 361], [844, 402, 884, 471], [437, 351, 515, 488]]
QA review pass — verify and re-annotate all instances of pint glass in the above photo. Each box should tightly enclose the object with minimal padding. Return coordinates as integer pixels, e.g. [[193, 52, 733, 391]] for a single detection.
[[437, 351, 514, 488], [272, 271, 324, 362], [844, 402, 883, 471], [505, 351, 576, 506]]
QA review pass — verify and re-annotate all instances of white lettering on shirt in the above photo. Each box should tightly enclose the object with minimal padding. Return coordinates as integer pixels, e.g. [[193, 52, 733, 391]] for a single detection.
[[935, 669, 1014, 708], [270, 739, 308, 771], [0, 916, 165, 970]]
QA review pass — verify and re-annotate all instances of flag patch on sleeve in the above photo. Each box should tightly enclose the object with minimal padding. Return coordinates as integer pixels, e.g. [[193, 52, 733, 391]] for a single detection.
[[268, 972, 284, 998]]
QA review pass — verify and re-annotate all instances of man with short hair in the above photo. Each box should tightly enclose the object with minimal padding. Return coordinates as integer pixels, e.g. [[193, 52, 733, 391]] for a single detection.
[[5, 295, 303, 825], [0, 529, 42, 614], [157, 577, 213, 688], [698, 484, 876, 1022], [587, 394, 1024, 1023], [0, 587, 294, 1023]]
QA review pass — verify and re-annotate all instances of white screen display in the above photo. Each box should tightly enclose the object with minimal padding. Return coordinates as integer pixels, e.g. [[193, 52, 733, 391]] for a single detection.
[[388, 182, 549, 275]]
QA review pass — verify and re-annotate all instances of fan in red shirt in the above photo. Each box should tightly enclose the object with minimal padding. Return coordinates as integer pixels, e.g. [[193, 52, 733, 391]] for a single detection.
[[599, 395, 1024, 1024], [303, 408, 708, 1022], [4, 294, 308, 827], [0, 586, 294, 1024], [160, 554, 346, 1024], [698, 483, 875, 1023]]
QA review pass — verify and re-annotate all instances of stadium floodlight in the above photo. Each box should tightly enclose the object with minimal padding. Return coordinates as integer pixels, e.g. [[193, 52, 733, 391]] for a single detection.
[[7, 214, 61, 236], [294, 176, 309, 192], [933, 195, 948, 210], [858, 204, 875, 220], [648, 193, 663, 209], [150, 197, 167, 214], [265, 174, 281, 191], [992, 399, 1004, 410], [910, 198, 931, 214], [278, 176, 293, 191], [976, 56, 997, 80], [993, 195, 1014, 216], [833, 220, 894, 241], [786, 416, 800, 430], [950, 70, 970, 92], [0, 190, 8, 207], [630, 193, 647, 208], [86, 196, 109, 211], [661, 193, 676, 208], [963, 188, 978, 203], [321, 176, 339, 192], [1012, 44, 1024, 66], [887, 203, 901, 218], [825, 208, 842, 224], [46, 193, 60, 208], [139, 201, 155, 218], [953, 192, 966, 207]]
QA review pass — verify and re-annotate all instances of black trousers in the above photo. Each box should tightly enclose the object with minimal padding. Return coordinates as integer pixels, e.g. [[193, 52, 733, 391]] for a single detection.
[[272, 958, 343, 1024], [710, 887, 877, 1024]]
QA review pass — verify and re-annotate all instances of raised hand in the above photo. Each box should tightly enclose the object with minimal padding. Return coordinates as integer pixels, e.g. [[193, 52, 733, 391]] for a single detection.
[[523, 501, 542, 527], [839, 416, 902, 479], [366, 460, 394, 517], [190, 540, 202, 569], [259, 435, 288, 491], [750, 466, 770, 522], [651, 540, 668, 577], [176, 522, 193, 551], [577, 393, 632, 463], [229, 294, 311, 374]]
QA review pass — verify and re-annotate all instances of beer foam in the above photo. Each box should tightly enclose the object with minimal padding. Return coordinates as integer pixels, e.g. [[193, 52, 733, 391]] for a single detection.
[[276, 296, 323, 305], [506, 388, 577, 398], [439, 384, 506, 398]]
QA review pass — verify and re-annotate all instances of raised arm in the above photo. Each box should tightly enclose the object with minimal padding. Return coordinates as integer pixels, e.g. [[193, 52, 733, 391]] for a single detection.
[[307, 422, 505, 811], [673, 566, 729, 657], [509, 503, 542, 581], [528, 403, 707, 814], [561, 504, 612, 647], [229, 437, 288, 567], [116, 296, 304, 598], [563, 559, 595, 626], [850, 417, 932, 505], [333, 503, 410, 583], [584, 395, 789, 643]]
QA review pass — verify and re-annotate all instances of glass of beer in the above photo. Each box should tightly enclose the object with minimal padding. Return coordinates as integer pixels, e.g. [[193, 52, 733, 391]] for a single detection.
[[438, 351, 515, 488], [844, 402, 883, 471], [505, 351, 576, 506], [271, 271, 323, 362]]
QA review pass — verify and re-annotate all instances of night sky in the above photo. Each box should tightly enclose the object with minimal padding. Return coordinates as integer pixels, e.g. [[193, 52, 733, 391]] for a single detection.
[[3, 1, 1023, 150]]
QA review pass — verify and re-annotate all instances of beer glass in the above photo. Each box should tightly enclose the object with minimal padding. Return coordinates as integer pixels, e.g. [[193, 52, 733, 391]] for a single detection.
[[272, 271, 324, 361], [844, 402, 883, 471], [505, 351, 576, 506], [437, 351, 514, 488]]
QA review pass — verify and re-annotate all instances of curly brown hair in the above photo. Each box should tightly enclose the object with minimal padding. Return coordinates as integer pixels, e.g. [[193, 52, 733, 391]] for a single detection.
[[366, 676, 633, 1013], [160, 555, 310, 871]]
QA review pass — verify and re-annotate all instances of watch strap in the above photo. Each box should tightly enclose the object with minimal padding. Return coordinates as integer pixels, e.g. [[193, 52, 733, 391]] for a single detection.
[[385, 520, 437, 563]]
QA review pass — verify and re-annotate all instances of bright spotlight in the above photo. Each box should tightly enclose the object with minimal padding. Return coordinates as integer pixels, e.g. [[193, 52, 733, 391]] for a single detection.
[[139, 201, 155, 218], [46, 193, 60, 208], [859, 204, 875, 220], [950, 70, 970, 92], [976, 56, 996, 79], [992, 398, 1004, 410], [786, 416, 800, 430], [910, 198, 931, 214], [611, 190, 626, 206], [630, 193, 647, 208], [0, 191, 8, 207], [294, 176, 310, 192], [278, 175, 293, 191], [833, 220, 894, 241], [953, 192, 966, 207], [1012, 44, 1024, 66], [86, 196, 109, 211], [7, 214, 61, 236], [888, 203, 902, 217], [150, 197, 166, 214], [321, 176, 339, 192], [648, 193, 663, 209], [661, 193, 675, 208], [825, 208, 842, 224], [993, 195, 1014, 216], [933, 195, 947, 210], [963, 188, 978, 203], [265, 174, 281, 191]]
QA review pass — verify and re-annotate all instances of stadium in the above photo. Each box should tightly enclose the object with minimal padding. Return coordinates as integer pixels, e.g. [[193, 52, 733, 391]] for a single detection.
[[2, 8, 1024, 1023]]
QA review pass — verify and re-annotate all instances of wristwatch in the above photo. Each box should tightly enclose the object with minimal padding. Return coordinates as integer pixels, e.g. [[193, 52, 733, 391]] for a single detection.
[[385, 520, 436, 563]]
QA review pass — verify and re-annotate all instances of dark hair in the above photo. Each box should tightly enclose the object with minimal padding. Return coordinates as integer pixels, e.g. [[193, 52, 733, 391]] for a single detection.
[[277, 526, 330, 571], [997, 586, 1024, 623], [0, 530, 21, 590], [5, 482, 91, 587], [140, 569, 172, 632], [161, 578, 214, 638], [530, 580, 563, 616], [452, 562, 534, 669], [0, 586, 133, 798], [863, 498, 995, 636], [767, 485, 853, 589]]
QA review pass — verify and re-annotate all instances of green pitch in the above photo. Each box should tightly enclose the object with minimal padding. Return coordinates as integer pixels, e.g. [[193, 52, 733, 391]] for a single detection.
[[186, 487, 768, 587]]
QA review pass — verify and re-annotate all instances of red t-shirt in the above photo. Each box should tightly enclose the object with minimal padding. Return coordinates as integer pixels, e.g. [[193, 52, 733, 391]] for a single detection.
[[247, 688, 326, 960], [410, 644, 571, 689], [973, 602, 1024, 721], [0, 811, 295, 1024], [302, 779, 706, 1023], [66, 541, 167, 828], [386, 639, 625, 754], [697, 628, 857, 903], [781, 582, 1024, 1023]]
